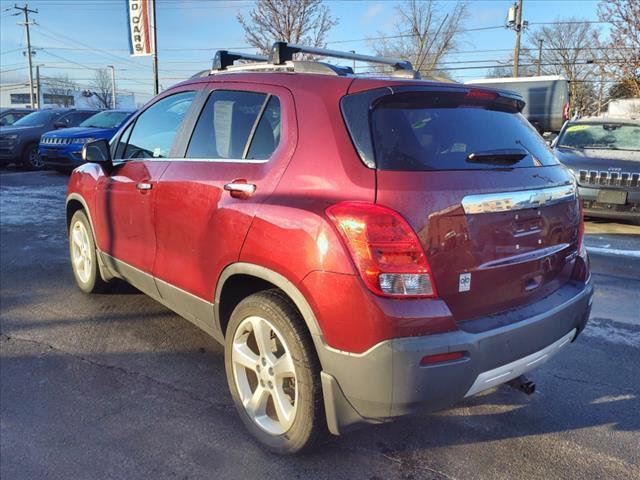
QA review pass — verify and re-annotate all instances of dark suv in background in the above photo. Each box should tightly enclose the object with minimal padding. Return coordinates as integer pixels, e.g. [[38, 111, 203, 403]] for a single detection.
[[0, 108, 98, 170], [67, 43, 593, 454], [0, 108, 34, 127], [553, 117, 640, 222]]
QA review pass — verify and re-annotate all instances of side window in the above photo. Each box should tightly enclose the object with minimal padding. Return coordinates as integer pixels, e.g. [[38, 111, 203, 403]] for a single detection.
[[57, 113, 73, 127], [123, 91, 195, 159], [114, 121, 135, 159], [246, 96, 281, 160], [186, 90, 280, 160]]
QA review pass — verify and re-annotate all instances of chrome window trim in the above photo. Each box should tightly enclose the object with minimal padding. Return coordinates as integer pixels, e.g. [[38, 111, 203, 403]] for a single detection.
[[461, 184, 576, 214], [112, 157, 269, 166]]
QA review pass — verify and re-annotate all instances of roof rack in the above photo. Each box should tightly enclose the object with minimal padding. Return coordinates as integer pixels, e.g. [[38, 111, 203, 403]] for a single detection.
[[203, 42, 420, 79], [212, 50, 268, 70], [269, 42, 413, 72]]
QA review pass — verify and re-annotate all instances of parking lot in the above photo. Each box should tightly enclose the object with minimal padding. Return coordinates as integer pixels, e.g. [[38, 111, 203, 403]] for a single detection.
[[1, 169, 638, 479]]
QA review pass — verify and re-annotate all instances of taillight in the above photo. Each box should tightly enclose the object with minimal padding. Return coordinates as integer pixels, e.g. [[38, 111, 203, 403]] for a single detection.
[[326, 201, 437, 298], [563, 102, 570, 121]]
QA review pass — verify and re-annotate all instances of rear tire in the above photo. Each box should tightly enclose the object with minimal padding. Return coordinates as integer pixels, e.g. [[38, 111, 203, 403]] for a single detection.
[[69, 210, 109, 293], [21, 143, 44, 170], [225, 290, 325, 454]]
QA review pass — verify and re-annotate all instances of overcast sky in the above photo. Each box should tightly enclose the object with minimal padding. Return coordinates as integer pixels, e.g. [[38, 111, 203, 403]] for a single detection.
[[1, 0, 604, 103]]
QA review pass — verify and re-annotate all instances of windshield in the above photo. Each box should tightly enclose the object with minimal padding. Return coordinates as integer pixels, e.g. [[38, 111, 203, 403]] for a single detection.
[[369, 91, 557, 171], [558, 123, 640, 151], [12, 110, 58, 127], [80, 111, 130, 129]]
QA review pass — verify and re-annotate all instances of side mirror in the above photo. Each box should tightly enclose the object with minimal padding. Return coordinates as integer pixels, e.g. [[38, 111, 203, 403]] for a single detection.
[[53, 120, 68, 129], [82, 139, 113, 170]]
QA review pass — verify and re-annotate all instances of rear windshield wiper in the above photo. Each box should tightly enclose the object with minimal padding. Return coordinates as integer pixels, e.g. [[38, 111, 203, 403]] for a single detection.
[[466, 148, 527, 165]]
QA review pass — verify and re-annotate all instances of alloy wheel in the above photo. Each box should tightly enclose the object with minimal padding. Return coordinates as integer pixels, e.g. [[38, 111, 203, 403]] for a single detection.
[[71, 220, 92, 284], [231, 315, 298, 435]]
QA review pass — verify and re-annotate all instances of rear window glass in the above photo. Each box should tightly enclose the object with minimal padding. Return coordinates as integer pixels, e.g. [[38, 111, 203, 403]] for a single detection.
[[370, 91, 557, 171]]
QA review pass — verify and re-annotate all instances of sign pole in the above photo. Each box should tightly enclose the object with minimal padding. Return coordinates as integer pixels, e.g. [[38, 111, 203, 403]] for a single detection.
[[150, 0, 159, 95]]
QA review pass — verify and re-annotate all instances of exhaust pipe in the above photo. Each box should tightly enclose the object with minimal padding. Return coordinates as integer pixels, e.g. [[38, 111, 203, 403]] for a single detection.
[[507, 375, 536, 395]]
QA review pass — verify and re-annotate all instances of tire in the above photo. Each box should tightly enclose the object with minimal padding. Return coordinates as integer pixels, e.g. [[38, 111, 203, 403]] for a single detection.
[[69, 210, 109, 293], [21, 143, 44, 170], [225, 289, 325, 454]]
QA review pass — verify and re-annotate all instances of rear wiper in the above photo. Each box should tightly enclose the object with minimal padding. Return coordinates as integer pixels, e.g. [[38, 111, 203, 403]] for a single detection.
[[466, 148, 527, 165]]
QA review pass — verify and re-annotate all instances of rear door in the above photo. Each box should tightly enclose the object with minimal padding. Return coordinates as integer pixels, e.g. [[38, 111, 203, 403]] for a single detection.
[[343, 86, 580, 321], [152, 83, 295, 304]]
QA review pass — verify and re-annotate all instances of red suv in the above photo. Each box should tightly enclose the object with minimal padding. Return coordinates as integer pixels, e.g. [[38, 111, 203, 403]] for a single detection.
[[66, 44, 593, 454]]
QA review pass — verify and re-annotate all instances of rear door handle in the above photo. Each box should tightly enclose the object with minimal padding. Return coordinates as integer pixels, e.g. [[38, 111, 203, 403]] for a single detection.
[[224, 182, 256, 198], [137, 182, 153, 191]]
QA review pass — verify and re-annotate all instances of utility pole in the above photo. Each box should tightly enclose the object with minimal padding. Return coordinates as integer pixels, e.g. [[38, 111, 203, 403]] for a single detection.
[[13, 3, 38, 108], [107, 65, 116, 108], [537, 39, 543, 76], [35, 64, 40, 109], [507, 0, 527, 77], [150, 0, 159, 95]]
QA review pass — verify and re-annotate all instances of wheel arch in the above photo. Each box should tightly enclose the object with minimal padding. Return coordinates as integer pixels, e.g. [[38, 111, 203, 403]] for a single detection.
[[215, 263, 324, 345]]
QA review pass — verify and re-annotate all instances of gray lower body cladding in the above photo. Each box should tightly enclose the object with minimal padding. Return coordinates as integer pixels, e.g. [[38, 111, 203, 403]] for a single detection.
[[320, 279, 593, 434]]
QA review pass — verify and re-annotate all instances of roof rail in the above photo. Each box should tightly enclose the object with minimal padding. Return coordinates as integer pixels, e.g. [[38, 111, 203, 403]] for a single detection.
[[269, 42, 414, 71], [212, 50, 268, 70]]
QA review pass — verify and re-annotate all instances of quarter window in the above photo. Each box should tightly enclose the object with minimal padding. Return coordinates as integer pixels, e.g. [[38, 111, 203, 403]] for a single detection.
[[186, 90, 281, 160], [122, 91, 195, 159]]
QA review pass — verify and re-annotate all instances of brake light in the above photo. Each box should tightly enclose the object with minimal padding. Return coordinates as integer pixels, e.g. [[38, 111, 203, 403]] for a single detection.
[[465, 89, 498, 100], [326, 202, 437, 298]]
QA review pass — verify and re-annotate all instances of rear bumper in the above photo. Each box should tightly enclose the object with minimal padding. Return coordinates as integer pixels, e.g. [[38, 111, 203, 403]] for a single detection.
[[319, 278, 593, 434]]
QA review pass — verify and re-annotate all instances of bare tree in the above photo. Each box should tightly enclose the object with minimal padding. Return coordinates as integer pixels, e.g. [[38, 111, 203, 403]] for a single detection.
[[597, 0, 640, 98], [87, 69, 113, 109], [44, 75, 77, 107], [524, 19, 600, 115], [371, 0, 468, 78], [237, 0, 337, 55], [486, 55, 535, 78]]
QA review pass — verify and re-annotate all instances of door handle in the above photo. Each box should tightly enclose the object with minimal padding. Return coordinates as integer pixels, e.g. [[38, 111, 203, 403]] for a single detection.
[[137, 182, 153, 191], [224, 182, 256, 199]]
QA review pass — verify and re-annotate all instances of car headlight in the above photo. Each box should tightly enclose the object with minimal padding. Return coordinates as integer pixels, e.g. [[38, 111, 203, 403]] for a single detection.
[[71, 137, 95, 144]]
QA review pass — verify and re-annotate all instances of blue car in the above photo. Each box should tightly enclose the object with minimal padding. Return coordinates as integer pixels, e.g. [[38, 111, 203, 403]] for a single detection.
[[40, 109, 135, 173]]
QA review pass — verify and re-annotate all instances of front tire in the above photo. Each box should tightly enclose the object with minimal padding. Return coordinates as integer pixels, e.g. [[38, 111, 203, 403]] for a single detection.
[[69, 210, 109, 293], [21, 144, 44, 170], [225, 290, 325, 454]]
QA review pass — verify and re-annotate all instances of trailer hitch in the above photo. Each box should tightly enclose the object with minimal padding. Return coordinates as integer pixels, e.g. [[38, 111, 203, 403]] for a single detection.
[[507, 375, 536, 395]]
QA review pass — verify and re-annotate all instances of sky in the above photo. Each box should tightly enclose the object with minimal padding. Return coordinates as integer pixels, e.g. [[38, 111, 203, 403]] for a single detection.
[[0, 0, 605, 104]]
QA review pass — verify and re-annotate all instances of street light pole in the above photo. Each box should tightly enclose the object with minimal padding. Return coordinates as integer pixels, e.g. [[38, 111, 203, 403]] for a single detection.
[[537, 39, 543, 76], [13, 3, 38, 108], [35, 64, 41, 109], [107, 65, 116, 109]]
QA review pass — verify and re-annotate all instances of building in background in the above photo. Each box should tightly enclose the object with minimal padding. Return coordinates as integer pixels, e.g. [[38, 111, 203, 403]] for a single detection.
[[0, 83, 135, 110]]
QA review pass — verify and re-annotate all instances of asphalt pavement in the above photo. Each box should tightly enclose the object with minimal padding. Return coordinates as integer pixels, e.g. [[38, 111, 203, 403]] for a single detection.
[[1, 170, 639, 480]]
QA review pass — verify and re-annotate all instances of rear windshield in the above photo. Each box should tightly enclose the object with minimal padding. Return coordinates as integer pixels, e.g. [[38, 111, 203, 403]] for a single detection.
[[369, 91, 557, 171]]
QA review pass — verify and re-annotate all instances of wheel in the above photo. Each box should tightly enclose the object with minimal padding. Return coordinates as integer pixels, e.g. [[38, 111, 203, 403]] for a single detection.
[[225, 290, 324, 454], [21, 144, 44, 170], [69, 210, 109, 293]]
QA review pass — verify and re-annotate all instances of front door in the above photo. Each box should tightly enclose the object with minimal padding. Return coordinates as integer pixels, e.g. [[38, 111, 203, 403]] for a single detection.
[[93, 90, 197, 295]]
